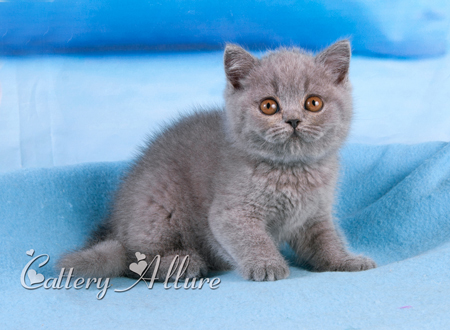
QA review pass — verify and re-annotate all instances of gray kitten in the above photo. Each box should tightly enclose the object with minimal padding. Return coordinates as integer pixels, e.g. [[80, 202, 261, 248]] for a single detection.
[[58, 40, 376, 281]]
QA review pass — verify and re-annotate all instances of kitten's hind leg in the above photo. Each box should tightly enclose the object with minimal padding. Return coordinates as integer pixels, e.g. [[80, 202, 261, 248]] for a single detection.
[[159, 250, 209, 280], [289, 217, 376, 272]]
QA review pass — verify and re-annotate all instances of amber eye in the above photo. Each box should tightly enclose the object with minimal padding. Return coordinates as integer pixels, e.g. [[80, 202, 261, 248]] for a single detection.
[[259, 98, 278, 115], [304, 95, 324, 112]]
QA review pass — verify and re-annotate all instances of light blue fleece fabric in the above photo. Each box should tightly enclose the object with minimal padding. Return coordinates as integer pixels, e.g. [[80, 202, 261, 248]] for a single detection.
[[2, 50, 450, 174], [1, 141, 449, 329]]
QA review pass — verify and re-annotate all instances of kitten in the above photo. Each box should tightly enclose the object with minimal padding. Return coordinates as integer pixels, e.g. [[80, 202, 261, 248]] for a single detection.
[[58, 40, 376, 281]]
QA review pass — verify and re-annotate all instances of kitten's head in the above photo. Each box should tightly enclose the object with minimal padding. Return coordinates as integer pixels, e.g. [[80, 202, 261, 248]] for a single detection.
[[223, 40, 353, 164]]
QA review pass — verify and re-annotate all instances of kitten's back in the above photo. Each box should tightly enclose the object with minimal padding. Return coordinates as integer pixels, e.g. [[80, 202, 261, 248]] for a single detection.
[[127, 108, 228, 204], [58, 108, 230, 277]]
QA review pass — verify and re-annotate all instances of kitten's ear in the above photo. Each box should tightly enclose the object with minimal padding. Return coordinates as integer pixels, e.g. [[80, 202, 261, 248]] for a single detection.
[[224, 44, 257, 89], [315, 40, 351, 84]]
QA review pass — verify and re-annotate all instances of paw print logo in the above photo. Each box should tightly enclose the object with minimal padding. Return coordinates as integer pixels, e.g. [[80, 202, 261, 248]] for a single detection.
[[129, 252, 148, 276]]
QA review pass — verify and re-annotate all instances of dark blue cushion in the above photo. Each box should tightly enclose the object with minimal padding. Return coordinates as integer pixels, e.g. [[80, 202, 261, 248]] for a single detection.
[[1, 0, 449, 57]]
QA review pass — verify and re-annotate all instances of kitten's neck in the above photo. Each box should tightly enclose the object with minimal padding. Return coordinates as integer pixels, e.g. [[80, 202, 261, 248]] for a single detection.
[[250, 151, 339, 190], [247, 144, 340, 169], [255, 150, 338, 171]]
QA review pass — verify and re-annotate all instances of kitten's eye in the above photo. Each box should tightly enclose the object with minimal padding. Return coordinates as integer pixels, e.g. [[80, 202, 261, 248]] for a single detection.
[[259, 98, 278, 115], [304, 95, 324, 112]]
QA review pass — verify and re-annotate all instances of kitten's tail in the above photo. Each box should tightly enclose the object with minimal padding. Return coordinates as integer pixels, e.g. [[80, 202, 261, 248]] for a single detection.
[[57, 239, 127, 278]]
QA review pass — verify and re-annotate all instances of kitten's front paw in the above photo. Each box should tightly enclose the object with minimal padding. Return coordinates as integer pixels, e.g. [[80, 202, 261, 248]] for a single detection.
[[331, 255, 376, 272], [239, 257, 290, 281]]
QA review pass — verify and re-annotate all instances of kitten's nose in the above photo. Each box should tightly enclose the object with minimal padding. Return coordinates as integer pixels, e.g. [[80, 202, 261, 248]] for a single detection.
[[286, 119, 300, 129]]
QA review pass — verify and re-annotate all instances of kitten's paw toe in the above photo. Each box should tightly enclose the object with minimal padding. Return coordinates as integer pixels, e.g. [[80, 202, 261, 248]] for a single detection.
[[184, 257, 209, 278], [240, 258, 290, 281], [162, 256, 208, 280], [335, 255, 377, 272]]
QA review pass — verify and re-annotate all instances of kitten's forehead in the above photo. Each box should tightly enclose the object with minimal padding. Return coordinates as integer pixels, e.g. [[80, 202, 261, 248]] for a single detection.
[[250, 49, 323, 96], [263, 49, 313, 71]]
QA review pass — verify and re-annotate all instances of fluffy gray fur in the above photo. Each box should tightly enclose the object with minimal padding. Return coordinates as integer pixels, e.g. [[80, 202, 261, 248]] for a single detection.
[[58, 40, 376, 281]]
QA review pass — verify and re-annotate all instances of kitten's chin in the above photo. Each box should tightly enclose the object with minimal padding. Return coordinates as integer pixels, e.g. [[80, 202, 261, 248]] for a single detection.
[[250, 138, 323, 165], [234, 130, 333, 165]]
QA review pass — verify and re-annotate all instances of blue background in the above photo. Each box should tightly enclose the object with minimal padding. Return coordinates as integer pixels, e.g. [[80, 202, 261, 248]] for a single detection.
[[1, 0, 449, 57]]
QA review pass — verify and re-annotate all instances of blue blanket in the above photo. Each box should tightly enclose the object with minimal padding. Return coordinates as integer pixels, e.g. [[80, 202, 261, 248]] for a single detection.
[[1, 142, 449, 329]]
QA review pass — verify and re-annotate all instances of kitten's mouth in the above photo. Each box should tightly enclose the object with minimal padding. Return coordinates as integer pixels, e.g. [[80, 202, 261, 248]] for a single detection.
[[285, 127, 325, 143], [290, 130, 300, 138], [284, 130, 303, 143]]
